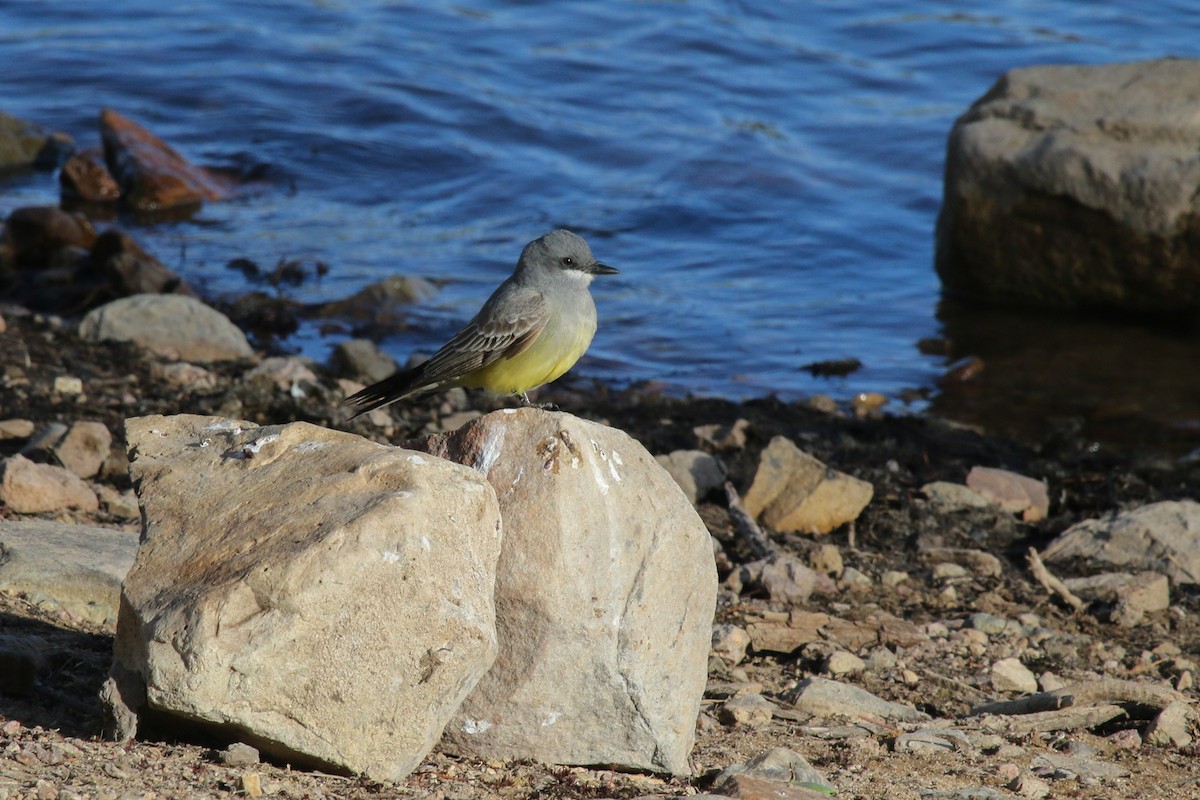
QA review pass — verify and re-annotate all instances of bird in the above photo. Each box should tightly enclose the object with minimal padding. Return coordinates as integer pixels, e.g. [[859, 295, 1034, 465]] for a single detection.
[[345, 229, 618, 416]]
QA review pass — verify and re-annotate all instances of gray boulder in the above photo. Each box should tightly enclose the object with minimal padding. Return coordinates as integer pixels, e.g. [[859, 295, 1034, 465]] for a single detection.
[[80, 294, 254, 362], [105, 414, 502, 781], [0, 521, 138, 626], [937, 58, 1200, 312], [419, 408, 717, 775], [1042, 499, 1200, 586]]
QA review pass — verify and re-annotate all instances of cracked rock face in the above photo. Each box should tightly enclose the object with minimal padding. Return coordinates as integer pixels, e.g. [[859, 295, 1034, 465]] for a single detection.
[[419, 408, 718, 775], [107, 414, 502, 781]]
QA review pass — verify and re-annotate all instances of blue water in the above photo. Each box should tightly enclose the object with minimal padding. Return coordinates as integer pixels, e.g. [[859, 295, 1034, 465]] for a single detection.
[[1, 1, 1197, 415]]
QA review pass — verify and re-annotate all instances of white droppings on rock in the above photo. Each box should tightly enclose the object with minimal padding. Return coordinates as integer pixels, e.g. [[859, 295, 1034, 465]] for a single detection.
[[540, 711, 563, 727], [473, 425, 506, 476], [202, 421, 243, 434], [407, 454, 427, 464], [381, 550, 402, 564], [294, 440, 330, 454], [461, 718, 492, 734]]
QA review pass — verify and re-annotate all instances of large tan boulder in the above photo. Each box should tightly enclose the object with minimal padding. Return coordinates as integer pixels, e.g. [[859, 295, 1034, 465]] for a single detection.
[[937, 58, 1200, 313], [417, 409, 717, 776], [105, 414, 502, 781]]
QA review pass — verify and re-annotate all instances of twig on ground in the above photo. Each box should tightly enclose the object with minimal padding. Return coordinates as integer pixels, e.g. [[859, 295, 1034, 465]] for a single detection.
[[1026, 547, 1085, 612]]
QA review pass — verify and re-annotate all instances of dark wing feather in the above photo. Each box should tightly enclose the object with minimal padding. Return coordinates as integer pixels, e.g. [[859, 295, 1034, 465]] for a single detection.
[[407, 286, 547, 385], [345, 285, 546, 416]]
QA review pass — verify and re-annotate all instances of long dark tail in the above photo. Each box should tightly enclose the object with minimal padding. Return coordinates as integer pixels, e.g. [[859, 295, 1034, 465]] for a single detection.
[[344, 365, 426, 417]]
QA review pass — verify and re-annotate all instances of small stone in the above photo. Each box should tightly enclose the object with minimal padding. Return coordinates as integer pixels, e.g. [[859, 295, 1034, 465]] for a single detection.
[[991, 658, 1038, 694], [933, 562, 969, 580], [243, 356, 318, 392], [852, 392, 887, 417], [718, 694, 777, 728], [1108, 728, 1142, 750], [920, 481, 993, 510], [1145, 701, 1193, 748], [331, 338, 398, 384], [718, 774, 831, 800], [1038, 671, 1066, 692], [0, 419, 35, 440], [655, 450, 726, 505], [786, 677, 928, 723], [825, 651, 865, 676], [742, 436, 873, 535], [808, 543, 843, 577], [693, 418, 750, 451], [839, 566, 872, 585], [880, 570, 909, 588], [968, 612, 1023, 636], [864, 646, 897, 672], [54, 421, 113, 478], [966, 466, 1049, 521], [219, 742, 260, 767], [240, 772, 263, 798], [1008, 775, 1050, 799], [53, 375, 83, 395], [0, 454, 99, 513], [715, 747, 831, 793], [711, 624, 752, 665], [152, 361, 219, 391], [94, 485, 141, 520]]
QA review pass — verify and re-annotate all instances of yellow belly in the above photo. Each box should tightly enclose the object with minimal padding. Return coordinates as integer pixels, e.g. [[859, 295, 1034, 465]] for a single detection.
[[460, 318, 595, 395]]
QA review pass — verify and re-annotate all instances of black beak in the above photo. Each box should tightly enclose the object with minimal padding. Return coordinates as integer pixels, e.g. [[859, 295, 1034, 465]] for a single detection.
[[589, 262, 619, 275]]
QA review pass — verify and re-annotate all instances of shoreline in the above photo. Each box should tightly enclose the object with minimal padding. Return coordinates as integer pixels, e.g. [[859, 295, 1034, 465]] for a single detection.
[[2, 304, 1199, 799]]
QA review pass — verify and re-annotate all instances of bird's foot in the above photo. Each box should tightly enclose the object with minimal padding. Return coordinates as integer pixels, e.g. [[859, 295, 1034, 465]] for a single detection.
[[517, 392, 558, 411]]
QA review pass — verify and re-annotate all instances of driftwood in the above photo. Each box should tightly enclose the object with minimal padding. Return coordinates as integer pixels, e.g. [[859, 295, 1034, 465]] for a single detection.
[[981, 703, 1128, 735], [1026, 547, 1085, 612], [972, 678, 1187, 718], [725, 481, 779, 559]]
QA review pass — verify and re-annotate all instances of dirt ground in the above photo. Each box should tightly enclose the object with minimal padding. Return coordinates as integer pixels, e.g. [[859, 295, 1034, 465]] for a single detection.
[[2, 308, 1200, 800]]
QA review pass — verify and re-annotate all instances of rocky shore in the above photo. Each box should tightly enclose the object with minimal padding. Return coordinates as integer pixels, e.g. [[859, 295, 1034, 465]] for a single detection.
[[4, 89, 1200, 798], [2, 299, 1200, 800]]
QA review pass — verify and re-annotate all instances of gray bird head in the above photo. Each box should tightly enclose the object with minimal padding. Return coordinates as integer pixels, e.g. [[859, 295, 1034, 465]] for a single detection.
[[517, 229, 619, 283]]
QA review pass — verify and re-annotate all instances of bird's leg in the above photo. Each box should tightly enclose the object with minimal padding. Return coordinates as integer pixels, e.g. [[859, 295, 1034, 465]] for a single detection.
[[518, 391, 557, 411]]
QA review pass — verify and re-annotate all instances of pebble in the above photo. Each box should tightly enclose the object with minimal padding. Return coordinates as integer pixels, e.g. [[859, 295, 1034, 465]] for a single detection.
[[880, 570, 909, 587], [0, 419, 35, 440], [1145, 700, 1193, 747], [825, 651, 865, 676], [719, 693, 777, 728], [0, 454, 99, 513], [1007, 774, 1050, 799], [1037, 671, 1066, 692], [1107, 728, 1142, 749], [991, 658, 1038, 694], [839, 566, 872, 585], [52, 375, 84, 395], [655, 450, 726, 505], [968, 612, 1023, 636], [716, 746, 831, 790], [243, 356, 318, 392], [711, 624, 751, 665], [55, 421, 113, 478], [933, 562, 969, 580], [152, 361, 219, 391], [219, 742, 261, 767], [693, 418, 750, 451], [803, 543, 841, 578]]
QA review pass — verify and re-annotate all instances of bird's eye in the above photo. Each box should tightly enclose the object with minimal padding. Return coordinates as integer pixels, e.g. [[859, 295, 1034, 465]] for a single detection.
[[560, 256, 574, 267]]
